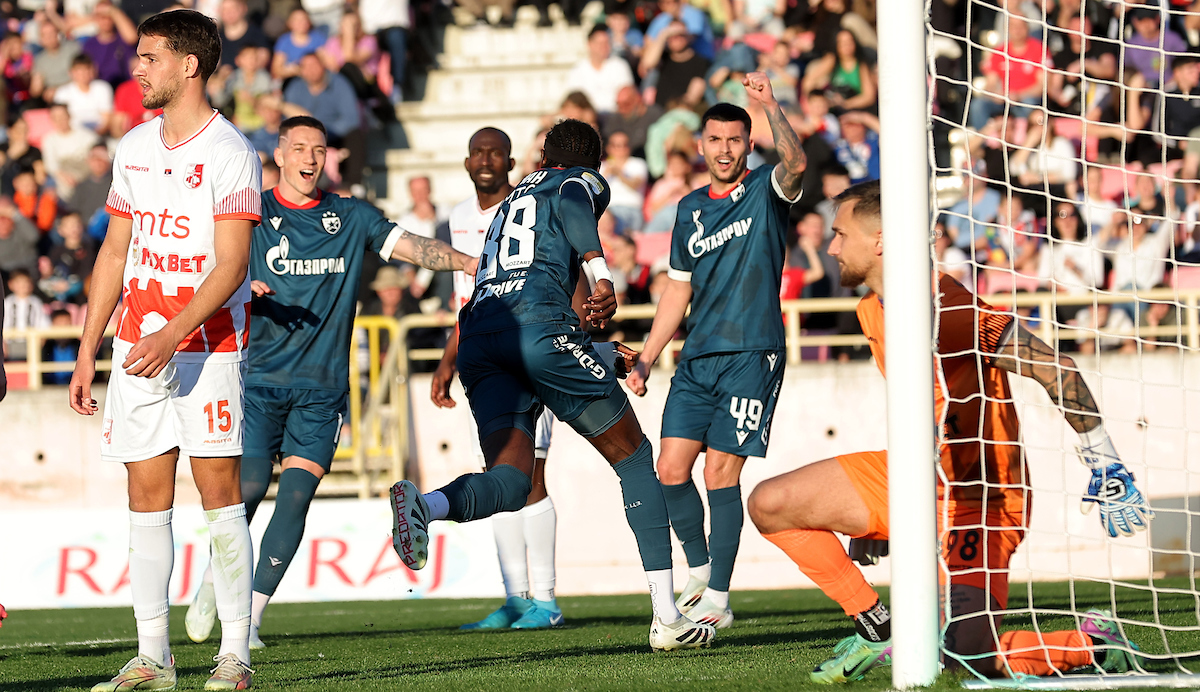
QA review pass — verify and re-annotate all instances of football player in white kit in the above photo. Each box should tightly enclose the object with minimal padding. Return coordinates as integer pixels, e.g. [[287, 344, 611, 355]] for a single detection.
[[69, 10, 260, 691], [430, 127, 564, 629]]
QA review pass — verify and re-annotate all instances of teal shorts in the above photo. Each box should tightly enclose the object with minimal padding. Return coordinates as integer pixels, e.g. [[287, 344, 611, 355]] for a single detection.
[[661, 350, 785, 458], [244, 386, 347, 471], [458, 323, 628, 443]]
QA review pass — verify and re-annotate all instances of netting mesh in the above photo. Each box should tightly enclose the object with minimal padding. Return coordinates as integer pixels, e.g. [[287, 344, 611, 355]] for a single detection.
[[925, 0, 1200, 683]]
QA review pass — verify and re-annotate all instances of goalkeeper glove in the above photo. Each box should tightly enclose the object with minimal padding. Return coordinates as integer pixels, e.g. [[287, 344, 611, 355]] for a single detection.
[[1080, 460, 1153, 538], [848, 538, 889, 566]]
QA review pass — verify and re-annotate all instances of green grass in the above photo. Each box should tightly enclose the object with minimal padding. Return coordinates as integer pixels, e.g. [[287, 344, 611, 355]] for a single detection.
[[3, 582, 1200, 691]]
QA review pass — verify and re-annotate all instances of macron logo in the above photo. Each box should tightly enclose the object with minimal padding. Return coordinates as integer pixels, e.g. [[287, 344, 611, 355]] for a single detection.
[[269, 216, 282, 230], [735, 430, 750, 446]]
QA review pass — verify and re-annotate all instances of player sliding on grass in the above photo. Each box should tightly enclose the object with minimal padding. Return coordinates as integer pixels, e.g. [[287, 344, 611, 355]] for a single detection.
[[748, 180, 1153, 683], [185, 115, 476, 650], [391, 118, 716, 651]]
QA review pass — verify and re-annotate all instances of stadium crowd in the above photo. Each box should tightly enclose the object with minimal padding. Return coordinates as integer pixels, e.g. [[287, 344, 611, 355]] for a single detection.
[[6, 0, 1200, 382]]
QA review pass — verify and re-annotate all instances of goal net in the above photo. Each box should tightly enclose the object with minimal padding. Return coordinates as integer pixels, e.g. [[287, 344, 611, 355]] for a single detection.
[[924, 0, 1200, 687]]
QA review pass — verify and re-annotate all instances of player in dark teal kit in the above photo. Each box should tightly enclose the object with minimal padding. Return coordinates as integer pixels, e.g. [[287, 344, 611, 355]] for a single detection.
[[626, 72, 807, 629], [186, 116, 476, 649], [390, 119, 716, 652]]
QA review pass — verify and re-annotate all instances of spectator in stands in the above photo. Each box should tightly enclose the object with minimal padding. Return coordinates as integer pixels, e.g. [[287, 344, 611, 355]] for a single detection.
[[283, 52, 365, 185], [804, 29, 875, 112], [600, 129, 648, 233], [795, 90, 839, 143], [80, 1, 136, 88], [1182, 0, 1200, 52], [967, 16, 1046, 129], [217, 0, 269, 68], [611, 233, 652, 304], [54, 54, 112, 134], [0, 197, 38, 277], [641, 20, 710, 110], [1078, 164, 1117, 233], [40, 102, 96, 197], [791, 211, 840, 300], [245, 93, 283, 157], [41, 211, 94, 303], [30, 22, 82, 103], [211, 43, 276, 130], [946, 174, 1002, 252], [758, 39, 799, 107], [397, 175, 446, 240], [705, 38, 756, 108], [3, 268, 48, 361], [41, 308, 78, 385], [644, 97, 699, 178], [832, 109, 880, 184], [553, 90, 600, 131], [1, 32, 35, 108], [645, 0, 714, 61], [68, 143, 111, 235], [1038, 201, 1103, 324], [359, 0, 410, 104], [457, 0, 515, 28], [111, 54, 161, 136], [1107, 211, 1172, 329], [602, 84, 663, 158], [1130, 172, 1167, 221], [565, 25, 635, 117], [935, 220, 972, 288], [1125, 6, 1186, 87], [1046, 16, 1116, 117], [1163, 55, 1200, 203], [320, 10, 387, 118], [605, 11, 644, 76], [262, 158, 280, 189], [732, 0, 783, 38], [643, 148, 694, 233], [12, 165, 57, 236], [302, 0, 342, 34], [273, 8, 327, 81], [1010, 111, 1079, 200], [815, 165, 850, 235], [0, 118, 41, 198]]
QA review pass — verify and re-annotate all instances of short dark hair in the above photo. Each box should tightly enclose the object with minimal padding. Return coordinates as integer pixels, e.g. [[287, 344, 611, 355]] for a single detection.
[[543, 118, 602, 169], [1175, 54, 1200, 71], [279, 115, 327, 140], [834, 179, 882, 224], [50, 308, 72, 321], [469, 126, 512, 156], [137, 10, 221, 81], [70, 53, 94, 69], [588, 24, 609, 40], [701, 102, 752, 137]]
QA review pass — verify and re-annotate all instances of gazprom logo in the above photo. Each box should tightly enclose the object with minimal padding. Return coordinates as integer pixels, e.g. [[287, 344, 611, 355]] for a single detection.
[[688, 216, 753, 258], [266, 234, 347, 276]]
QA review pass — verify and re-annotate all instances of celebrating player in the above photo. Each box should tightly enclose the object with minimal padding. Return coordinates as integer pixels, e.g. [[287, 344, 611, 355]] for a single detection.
[[69, 10, 262, 691], [184, 116, 477, 649], [391, 119, 716, 651], [624, 72, 806, 628], [431, 127, 566, 630], [748, 180, 1152, 683]]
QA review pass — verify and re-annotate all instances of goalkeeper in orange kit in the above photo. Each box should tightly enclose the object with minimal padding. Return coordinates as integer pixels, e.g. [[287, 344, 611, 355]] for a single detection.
[[748, 180, 1154, 683]]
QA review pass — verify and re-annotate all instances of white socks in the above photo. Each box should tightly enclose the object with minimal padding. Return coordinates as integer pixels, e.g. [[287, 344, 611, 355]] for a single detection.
[[523, 497, 557, 602], [206, 503, 253, 663], [689, 562, 712, 583], [425, 491, 450, 521], [251, 591, 270, 629], [703, 588, 730, 609], [129, 509, 174, 667], [492, 508, 530, 598], [646, 569, 681, 623]]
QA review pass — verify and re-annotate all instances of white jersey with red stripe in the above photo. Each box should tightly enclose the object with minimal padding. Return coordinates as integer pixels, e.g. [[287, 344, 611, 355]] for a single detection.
[[448, 195, 501, 314], [105, 111, 262, 363]]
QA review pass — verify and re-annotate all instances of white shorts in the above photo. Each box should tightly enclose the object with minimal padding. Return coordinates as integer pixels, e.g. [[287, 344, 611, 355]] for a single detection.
[[101, 357, 246, 463], [470, 407, 555, 466]]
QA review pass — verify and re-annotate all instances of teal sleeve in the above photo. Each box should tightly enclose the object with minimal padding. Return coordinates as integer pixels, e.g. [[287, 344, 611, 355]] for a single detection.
[[559, 181, 604, 258]]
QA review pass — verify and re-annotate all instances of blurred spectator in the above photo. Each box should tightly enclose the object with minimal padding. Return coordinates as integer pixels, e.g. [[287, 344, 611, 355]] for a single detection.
[[706, 40, 756, 108], [758, 38, 799, 106], [30, 22, 82, 102], [13, 165, 58, 235], [42, 308, 78, 384], [732, 0, 783, 38], [1046, 16, 1116, 117], [1038, 201, 1103, 323], [641, 20, 710, 109], [967, 16, 1046, 130], [815, 165, 849, 235], [80, 1, 136, 88], [610, 234, 652, 304], [262, 158, 280, 189], [1163, 54, 1200, 201], [0, 117, 43, 197], [245, 93, 283, 157], [302, 0, 342, 34], [946, 175, 1002, 252], [565, 25, 635, 116], [552, 90, 600, 130], [1009, 112, 1079, 199], [600, 130, 648, 233], [217, 0, 269, 68], [781, 213, 827, 300], [645, 0, 714, 61], [211, 43, 277, 130], [283, 52, 364, 185], [397, 175, 446, 240], [40, 101, 96, 196], [41, 211, 94, 303], [795, 90, 839, 143], [643, 149, 694, 233], [110, 54, 161, 136], [53, 53, 112, 134], [0, 197, 39, 277], [1078, 164, 1117, 233], [458, 0, 516, 27], [804, 29, 875, 112], [602, 84, 663, 158], [605, 11, 644, 75], [358, 0, 410, 104], [689, 0, 731, 39], [3, 268, 48, 361], [273, 9, 327, 81], [644, 97, 699, 177], [1, 32, 35, 107], [67, 142, 110, 234], [1105, 211, 1172, 326], [832, 109, 879, 184], [1130, 172, 1166, 220], [1124, 6, 1186, 87], [320, 11, 381, 85], [935, 220, 972, 288], [1183, 0, 1200, 52]]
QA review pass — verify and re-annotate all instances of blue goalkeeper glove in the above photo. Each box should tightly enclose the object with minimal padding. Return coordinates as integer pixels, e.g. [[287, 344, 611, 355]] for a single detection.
[[1080, 461, 1153, 538]]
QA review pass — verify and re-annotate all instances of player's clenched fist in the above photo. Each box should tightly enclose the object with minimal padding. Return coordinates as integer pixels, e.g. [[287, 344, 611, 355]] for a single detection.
[[585, 279, 617, 329], [626, 360, 651, 397], [742, 71, 777, 105]]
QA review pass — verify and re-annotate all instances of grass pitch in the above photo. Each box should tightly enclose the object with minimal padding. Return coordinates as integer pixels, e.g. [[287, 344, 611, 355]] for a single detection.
[[2, 582, 1199, 691]]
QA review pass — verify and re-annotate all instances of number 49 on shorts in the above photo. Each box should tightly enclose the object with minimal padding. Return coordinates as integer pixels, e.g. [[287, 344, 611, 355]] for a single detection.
[[729, 397, 764, 430]]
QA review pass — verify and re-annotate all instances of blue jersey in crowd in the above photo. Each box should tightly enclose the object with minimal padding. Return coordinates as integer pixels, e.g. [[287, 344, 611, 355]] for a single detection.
[[668, 164, 798, 361], [248, 188, 401, 391], [460, 166, 610, 337]]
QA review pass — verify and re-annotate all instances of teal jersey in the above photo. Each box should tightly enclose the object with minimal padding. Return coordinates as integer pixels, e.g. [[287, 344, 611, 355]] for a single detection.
[[669, 165, 798, 361], [248, 188, 401, 390], [460, 166, 610, 336]]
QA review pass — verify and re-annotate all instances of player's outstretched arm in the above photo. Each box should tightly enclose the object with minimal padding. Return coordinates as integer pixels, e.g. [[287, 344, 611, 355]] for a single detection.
[[744, 71, 806, 200], [70, 214, 133, 414], [626, 277, 692, 396], [123, 219, 253, 379], [990, 323, 1153, 537], [391, 231, 477, 275]]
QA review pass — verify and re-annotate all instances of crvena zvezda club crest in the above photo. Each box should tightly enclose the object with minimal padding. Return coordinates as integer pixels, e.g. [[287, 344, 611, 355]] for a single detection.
[[185, 164, 204, 189]]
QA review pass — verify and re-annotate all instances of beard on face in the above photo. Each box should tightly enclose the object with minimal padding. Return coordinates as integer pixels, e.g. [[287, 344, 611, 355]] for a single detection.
[[839, 261, 867, 288], [142, 77, 180, 110], [707, 153, 748, 184]]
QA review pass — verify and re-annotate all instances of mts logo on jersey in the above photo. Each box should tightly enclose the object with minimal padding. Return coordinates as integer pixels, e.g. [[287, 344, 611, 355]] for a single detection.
[[552, 334, 607, 379], [133, 208, 191, 238], [265, 234, 347, 276], [688, 212, 754, 258]]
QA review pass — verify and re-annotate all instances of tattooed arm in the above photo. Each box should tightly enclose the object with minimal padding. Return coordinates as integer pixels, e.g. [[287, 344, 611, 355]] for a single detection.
[[391, 231, 478, 275], [988, 322, 1100, 434], [743, 71, 807, 200]]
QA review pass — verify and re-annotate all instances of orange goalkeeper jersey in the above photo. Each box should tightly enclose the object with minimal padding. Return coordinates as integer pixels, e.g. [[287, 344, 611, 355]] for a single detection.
[[856, 273, 1029, 515]]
